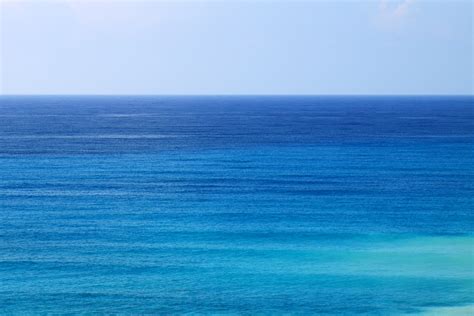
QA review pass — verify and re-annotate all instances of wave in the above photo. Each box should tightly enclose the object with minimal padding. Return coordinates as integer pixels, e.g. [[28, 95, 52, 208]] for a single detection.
[[0, 134, 180, 139]]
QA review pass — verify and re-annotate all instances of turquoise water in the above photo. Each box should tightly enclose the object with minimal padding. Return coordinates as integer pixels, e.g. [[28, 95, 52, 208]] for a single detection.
[[0, 96, 473, 314]]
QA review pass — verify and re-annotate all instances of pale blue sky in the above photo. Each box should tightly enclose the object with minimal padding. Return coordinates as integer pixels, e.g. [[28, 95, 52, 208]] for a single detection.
[[0, 0, 472, 95]]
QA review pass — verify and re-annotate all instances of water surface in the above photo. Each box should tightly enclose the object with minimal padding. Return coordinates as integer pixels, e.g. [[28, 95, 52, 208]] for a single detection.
[[0, 96, 472, 314]]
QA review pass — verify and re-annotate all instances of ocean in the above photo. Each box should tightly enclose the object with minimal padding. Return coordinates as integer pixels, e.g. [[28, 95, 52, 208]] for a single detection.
[[0, 96, 472, 314]]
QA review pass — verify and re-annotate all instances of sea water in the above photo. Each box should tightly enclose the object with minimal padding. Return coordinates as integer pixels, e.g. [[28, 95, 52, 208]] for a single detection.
[[0, 96, 472, 314]]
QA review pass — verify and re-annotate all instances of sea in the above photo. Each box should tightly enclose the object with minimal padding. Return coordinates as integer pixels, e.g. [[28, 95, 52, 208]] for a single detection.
[[0, 96, 472, 315]]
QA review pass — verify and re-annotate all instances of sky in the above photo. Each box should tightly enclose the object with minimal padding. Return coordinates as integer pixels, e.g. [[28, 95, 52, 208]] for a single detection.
[[0, 0, 472, 95]]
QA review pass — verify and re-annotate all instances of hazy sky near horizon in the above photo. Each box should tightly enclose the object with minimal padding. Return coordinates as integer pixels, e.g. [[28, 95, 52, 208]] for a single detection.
[[0, 0, 472, 95]]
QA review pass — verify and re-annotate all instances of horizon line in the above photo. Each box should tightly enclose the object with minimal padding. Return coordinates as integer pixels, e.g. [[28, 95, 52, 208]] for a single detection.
[[0, 94, 473, 97]]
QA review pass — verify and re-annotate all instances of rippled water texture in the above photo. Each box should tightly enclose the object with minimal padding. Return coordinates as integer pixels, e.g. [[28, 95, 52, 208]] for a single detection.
[[0, 96, 472, 314]]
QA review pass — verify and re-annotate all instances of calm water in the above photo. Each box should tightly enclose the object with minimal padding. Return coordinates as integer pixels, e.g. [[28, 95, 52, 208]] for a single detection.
[[0, 96, 473, 314]]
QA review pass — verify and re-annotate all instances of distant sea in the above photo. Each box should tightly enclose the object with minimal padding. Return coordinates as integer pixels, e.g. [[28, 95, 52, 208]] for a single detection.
[[0, 96, 472, 314]]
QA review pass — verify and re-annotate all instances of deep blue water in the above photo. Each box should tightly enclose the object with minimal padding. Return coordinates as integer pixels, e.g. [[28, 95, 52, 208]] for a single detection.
[[0, 96, 473, 314]]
